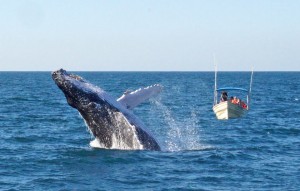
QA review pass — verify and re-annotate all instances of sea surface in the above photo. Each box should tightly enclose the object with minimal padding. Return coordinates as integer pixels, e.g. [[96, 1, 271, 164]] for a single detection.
[[0, 72, 299, 190]]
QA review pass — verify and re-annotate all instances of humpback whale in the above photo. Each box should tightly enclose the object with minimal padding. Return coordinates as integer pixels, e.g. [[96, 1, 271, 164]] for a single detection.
[[52, 69, 161, 151]]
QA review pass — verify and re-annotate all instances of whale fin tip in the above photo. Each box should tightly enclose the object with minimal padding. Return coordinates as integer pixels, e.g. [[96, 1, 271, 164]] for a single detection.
[[117, 84, 163, 110]]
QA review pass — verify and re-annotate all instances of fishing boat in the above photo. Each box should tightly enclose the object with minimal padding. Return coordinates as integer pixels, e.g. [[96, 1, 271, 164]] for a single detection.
[[212, 63, 253, 120]]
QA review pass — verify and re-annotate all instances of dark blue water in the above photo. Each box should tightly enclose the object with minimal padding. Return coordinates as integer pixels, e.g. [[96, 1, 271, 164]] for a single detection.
[[0, 72, 299, 190]]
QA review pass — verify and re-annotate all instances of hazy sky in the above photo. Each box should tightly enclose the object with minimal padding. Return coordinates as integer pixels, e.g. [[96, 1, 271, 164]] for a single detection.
[[0, 0, 299, 71]]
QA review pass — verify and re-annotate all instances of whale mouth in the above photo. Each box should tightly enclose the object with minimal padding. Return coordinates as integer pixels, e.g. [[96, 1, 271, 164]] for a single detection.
[[52, 69, 85, 83], [52, 69, 74, 95], [52, 69, 67, 80]]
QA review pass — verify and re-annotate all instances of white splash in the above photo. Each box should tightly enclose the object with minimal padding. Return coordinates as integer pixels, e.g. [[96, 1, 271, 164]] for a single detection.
[[86, 111, 144, 150], [150, 98, 208, 152], [109, 111, 143, 150], [89, 139, 104, 148]]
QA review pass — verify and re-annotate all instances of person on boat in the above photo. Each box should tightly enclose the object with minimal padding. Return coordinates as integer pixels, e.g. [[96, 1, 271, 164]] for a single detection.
[[220, 91, 228, 102], [240, 100, 247, 109], [236, 98, 240, 105], [232, 96, 238, 104], [230, 96, 234, 103]]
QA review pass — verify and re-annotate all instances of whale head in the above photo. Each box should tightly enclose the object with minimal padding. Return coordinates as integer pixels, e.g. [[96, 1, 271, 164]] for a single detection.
[[51, 69, 104, 110]]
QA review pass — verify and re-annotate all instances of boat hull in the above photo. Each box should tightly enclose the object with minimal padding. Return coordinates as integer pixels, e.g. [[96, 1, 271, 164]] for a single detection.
[[213, 101, 247, 120]]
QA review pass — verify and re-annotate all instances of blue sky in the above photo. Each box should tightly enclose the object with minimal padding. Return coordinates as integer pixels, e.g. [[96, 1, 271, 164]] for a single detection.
[[0, 0, 299, 71]]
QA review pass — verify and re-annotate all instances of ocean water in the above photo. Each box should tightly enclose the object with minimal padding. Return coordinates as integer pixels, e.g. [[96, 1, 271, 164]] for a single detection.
[[0, 72, 299, 190]]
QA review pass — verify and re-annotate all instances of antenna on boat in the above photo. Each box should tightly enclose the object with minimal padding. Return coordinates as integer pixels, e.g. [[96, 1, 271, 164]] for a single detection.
[[213, 54, 218, 105]]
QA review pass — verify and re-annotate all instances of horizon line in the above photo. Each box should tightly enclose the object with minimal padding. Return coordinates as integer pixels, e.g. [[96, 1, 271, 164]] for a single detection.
[[0, 70, 299, 72]]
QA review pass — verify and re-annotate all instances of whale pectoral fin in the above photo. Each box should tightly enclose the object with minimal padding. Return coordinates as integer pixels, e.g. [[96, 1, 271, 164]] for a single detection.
[[117, 84, 163, 110]]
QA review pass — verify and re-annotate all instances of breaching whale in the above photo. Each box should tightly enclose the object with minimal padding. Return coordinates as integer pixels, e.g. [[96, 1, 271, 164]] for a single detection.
[[52, 69, 161, 151]]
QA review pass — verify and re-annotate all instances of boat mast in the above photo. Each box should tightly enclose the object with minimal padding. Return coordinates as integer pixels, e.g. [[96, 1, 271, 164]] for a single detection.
[[249, 67, 254, 94], [214, 55, 218, 105], [247, 67, 254, 109]]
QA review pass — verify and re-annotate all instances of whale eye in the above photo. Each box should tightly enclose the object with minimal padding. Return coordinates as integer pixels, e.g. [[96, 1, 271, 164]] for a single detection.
[[87, 102, 98, 109]]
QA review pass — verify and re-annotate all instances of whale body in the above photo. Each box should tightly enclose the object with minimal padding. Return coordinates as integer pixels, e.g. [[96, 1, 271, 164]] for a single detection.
[[52, 69, 161, 151]]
